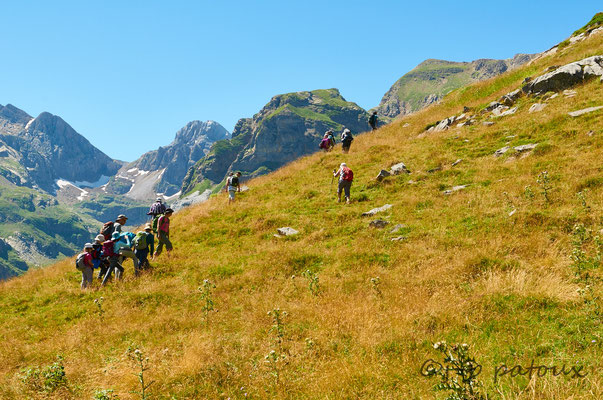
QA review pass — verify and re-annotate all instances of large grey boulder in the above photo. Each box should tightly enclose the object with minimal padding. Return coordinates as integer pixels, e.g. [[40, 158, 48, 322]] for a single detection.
[[494, 146, 510, 157], [514, 144, 538, 152], [529, 103, 547, 113], [277, 227, 299, 236], [522, 55, 603, 94], [376, 169, 391, 182], [390, 162, 411, 175], [500, 89, 522, 106]]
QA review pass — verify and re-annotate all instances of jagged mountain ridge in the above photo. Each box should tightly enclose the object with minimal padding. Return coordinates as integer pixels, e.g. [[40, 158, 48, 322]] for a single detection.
[[181, 88, 370, 194], [106, 120, 229, 200], [375, 54, 536, 119]]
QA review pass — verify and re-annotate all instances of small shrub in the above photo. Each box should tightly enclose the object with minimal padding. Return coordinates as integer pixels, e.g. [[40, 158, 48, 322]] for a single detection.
[[20, 355, 68, 394], [94, 389, 120, 400], [198, 279, 216, 320], [302, 269, 320, 296], [370, 277, 382, 298], [537, 170, 552, 203]]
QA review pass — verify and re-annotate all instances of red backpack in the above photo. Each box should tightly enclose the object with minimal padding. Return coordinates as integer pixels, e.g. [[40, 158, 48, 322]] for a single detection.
[[100, 221, 115, 240], [342, 167, 354, 182], [102, 240, 117, 257], [319, 138, 330, 149]]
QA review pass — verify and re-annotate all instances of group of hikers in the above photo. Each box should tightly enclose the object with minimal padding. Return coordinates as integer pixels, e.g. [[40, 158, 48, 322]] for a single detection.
[[75, 112, 378, 288], [319, 112, 378, 153], [76, 198, 174, 289]]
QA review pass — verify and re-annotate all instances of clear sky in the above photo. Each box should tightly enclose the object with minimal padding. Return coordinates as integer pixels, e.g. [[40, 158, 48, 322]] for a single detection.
[[0, 1, 600, 161]]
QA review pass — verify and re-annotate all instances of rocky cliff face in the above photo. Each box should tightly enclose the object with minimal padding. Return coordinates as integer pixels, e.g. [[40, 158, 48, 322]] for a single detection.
[[181, 89, 370, 194], [106, 120, 229, 200], [375, 54, 535, 119], [0, 106, 122, 192]]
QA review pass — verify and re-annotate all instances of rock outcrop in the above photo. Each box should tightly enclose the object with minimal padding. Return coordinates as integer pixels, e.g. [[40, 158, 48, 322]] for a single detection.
[[182, 89, 369, 193], [522, 56, 603, 94]]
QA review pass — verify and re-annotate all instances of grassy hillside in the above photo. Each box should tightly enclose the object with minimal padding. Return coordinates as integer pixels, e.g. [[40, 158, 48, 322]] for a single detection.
[[0, 33, 602, 399]]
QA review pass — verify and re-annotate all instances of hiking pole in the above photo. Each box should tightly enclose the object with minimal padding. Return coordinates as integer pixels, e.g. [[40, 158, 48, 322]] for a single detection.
[[330, 169, 335, 188]]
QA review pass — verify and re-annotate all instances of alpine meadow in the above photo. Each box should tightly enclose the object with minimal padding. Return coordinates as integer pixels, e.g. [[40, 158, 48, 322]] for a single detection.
[[1, 13, 603, 400]]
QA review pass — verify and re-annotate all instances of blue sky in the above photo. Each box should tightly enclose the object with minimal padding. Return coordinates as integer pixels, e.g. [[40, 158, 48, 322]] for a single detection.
[[0, 1, 600, 161]]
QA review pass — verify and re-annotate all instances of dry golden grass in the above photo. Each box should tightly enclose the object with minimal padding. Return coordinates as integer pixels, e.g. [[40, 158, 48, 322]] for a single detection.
[[0, 31, 602, 399]]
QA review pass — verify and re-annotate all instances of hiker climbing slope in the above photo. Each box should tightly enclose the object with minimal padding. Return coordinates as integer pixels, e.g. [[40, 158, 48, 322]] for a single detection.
[[225, 172, 242, 203], [341, 129, 354, 154], [333, 162, 354, 204], [134, 224, 155, 270], [153, 208, 174, 259], [369, 111, 378, 132], [147, 198, 166, 219], [76, 243, 95, 289]]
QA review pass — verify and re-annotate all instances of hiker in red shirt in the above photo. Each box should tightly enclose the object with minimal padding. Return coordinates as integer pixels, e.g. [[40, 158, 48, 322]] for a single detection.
[[333, 163, 354, 204], [153, 208, 173, 259]]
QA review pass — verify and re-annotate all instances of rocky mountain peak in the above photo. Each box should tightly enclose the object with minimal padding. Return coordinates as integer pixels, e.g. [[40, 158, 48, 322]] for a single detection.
[[0, 103, 32, 125]]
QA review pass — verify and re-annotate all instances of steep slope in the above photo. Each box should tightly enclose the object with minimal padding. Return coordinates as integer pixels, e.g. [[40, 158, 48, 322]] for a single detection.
[[106, 120, 229, 200], [375, 54, 535, 118], [181, 88, 369, 194], [0, 19, 602, 400]]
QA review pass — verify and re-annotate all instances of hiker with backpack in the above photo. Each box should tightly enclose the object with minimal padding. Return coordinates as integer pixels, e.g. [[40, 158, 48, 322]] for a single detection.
[[101, 234, 124, 286], [369, 111, 378, 132], [319, 133, 331, 152], [341, 129, 354, 154], [114, 214, 128, 234], [153, 208, 173, 259], [92, 234, 108, 280], [113, 231, 140, 276], [225, 172, 241, 203], [76, 243, 95, 289], [327, 130, 336, 150], [333, 162, 354, 204], [147, 198, 166, 220], [133, 224, 155, 270]]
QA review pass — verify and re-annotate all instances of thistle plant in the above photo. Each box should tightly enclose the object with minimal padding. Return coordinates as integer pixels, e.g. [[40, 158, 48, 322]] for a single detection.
[[20, 355, 68, 394], [126, 347, 154, 400], [301, 269, 320, 296], [94, 389, 120, 400], [94, 297, 105, 322], [422, 342, 485, 400], [265, 308, 289, 384], [537, 170, 552, 203], [370, 277, 382, 298], [576, 190, 590, 213], [502, 191, 515, 214], [198, 279, 216, 320], [523, 185, 535, 202]]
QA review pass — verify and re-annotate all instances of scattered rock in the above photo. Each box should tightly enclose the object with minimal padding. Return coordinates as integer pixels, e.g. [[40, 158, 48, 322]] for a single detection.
[[494, 107, 518, 117], [491, 105, 510, 116], [500, 89, 521, 106], [508, 209, 517, 216], [514, 144, 537, 152], [376, 169, 391, 182], [523, 77, 532, 84], [529, 103, 547, 113], [483, 121, 495, 126], [369, 219, 389, 229], [549, 93, 559, 99], [391, 236, 406, 242], [433, 116, 456, 132], [277, 227, 299, 236], [452, 159, 463, 167], [563, 89, 577, 97], [390, 224, 406, 234], [522, 55, 603, 94], [506, 135, 517, 139], [568, 106, 603, 117], [569, 33, 586, 43], [390, 162, 411, 175], [485, 101, 503, 112], [362, 204, 393, 217], [443, 185, 468, 195], [587, 130, 594, 137], [427, 166, 442, 174], [403, 123, 411, 128], [494, 146, 510, 157], [172, 189, 212, 211]]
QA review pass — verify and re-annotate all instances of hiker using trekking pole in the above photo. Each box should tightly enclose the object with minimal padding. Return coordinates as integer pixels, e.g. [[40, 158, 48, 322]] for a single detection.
[[225, 172, 241, 203], [327, 130, 336, 150], [133, 224, 155, 270], [76, 243, 95, 289], [333, 162, 354, 204], [369, 111, 378, 132], [101, 234, 124, 286], [147, 198, 166, 221], [341, 128, 354, 154], [153, 208, 173, 259]]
